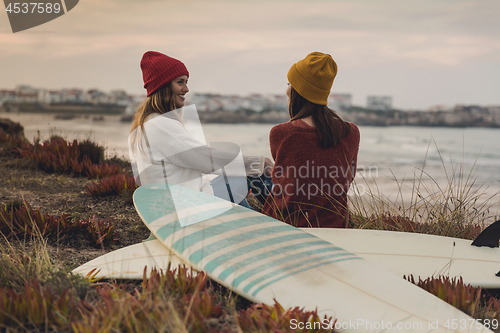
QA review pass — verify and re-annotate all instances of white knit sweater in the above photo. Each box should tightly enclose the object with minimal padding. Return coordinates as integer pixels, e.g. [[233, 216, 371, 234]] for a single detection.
[[128, 112, 264, 195]]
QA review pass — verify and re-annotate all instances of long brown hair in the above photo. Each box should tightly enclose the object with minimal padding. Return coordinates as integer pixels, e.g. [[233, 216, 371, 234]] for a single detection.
[[289, 87, 350, 149], [131, 83, 177, 133]]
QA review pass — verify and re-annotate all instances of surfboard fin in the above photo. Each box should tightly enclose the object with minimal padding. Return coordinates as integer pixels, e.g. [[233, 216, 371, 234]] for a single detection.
[[471, 220, 500, 248]]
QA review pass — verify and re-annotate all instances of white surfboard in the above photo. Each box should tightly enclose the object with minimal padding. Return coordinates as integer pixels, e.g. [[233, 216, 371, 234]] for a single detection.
[[72, 239, 189, 279], [73, 227, 500, 289], [125, 183, 490, 333], [305, 228, 500, 289]]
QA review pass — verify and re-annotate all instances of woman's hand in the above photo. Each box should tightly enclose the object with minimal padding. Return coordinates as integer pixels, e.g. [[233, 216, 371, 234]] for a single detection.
[[264, 157, 274, 177]]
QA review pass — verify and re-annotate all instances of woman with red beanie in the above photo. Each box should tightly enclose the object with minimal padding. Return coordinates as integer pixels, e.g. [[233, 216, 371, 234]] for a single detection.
[[262, 52, 360, 228], [128, 51, 272, 209]]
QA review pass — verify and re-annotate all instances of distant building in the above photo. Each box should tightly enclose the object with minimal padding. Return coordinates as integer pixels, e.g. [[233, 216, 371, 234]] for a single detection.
[[192, 92, 286, 112], [0, 90, 16, 104], [15, 85, 38, 94], [367, 95, 392, 111], [191, 93, 209, 111], [329, 93, 352, 111], [61, 88, 85, 103], [247, 94, 267, 112], [426, 104, 452, 112], [86, 89, 108, 104], [267, 94, 288, 111], [38, 90, 62, 104], [15, 85, 38, 103], [16, 92, 38, 103], [191, 93, 224, 112], [1, 84, 147, 116], [489, 106, 500, 126], [109, 90, 131, 105], [221, 95, 243, 112]]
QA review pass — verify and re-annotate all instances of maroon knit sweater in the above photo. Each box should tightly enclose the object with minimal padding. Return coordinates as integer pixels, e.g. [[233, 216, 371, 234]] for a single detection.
[[262, 120, 360, 228]]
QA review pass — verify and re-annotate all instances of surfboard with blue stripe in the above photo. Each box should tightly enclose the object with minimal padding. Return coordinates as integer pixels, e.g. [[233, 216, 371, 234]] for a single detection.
[[133, 184, 491, 333]]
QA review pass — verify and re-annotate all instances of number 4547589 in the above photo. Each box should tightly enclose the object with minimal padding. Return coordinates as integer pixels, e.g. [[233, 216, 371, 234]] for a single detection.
[[444, 319, 498, 330], [5, 3, 62, 14]]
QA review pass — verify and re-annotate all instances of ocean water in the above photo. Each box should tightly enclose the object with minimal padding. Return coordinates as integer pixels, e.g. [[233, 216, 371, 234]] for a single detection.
[[2, 112, 499, 214]]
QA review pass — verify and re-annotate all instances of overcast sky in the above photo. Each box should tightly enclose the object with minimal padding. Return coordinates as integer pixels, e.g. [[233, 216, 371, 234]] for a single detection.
[[1, 0, 499, 109]]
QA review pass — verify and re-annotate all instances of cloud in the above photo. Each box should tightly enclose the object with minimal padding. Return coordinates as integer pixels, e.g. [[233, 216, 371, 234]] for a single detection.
[[1, 0, 499, 108], [2, 0, 498, 63]]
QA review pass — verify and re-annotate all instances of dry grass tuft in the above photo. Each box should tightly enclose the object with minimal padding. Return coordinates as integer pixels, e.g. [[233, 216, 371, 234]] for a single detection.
[[348, 142, 498, 239]]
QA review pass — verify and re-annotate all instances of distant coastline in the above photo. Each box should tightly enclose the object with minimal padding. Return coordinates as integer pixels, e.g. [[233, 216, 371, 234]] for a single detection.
[[1, 102, 125, 115], [120, 104, 500, 128], [342, 105, 500, 128], [2, 102, 500, 128]]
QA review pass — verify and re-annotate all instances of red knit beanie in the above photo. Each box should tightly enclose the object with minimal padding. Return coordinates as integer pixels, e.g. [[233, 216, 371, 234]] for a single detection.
[[140, 51, 189, 97]]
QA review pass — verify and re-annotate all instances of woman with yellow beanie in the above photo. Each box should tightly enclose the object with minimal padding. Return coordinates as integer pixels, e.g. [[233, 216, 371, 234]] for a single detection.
[[262, 52, 360, 228]]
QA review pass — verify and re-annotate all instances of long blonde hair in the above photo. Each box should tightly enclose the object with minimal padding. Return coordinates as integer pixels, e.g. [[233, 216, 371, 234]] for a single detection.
[[130, 83, 183, 155], [131, 84, 177, 132]]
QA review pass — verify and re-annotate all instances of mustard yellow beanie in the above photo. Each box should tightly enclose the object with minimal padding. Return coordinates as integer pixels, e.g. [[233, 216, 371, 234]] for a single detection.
[[287, 52, 337, 105]]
